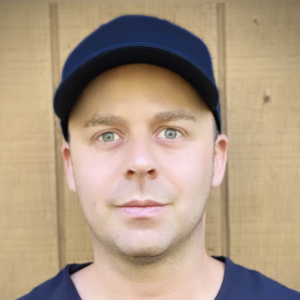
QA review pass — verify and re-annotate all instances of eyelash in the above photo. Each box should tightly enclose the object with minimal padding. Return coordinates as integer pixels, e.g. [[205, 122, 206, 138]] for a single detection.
[[157, 128, 183, 139], [95, 127, 183, 143], [97, 132, 121, 142]]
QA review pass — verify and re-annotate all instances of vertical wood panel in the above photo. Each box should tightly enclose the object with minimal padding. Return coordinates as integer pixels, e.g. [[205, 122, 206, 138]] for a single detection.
[[216, 3, 230, 257], [49, 2, 66, 271], [56, 3, 223, 265], [0, 4, 59, 299], [226, 3, 300, 290]]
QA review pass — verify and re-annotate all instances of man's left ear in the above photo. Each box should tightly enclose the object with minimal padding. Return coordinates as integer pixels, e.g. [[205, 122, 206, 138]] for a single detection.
[[212, 134, 228, 187]]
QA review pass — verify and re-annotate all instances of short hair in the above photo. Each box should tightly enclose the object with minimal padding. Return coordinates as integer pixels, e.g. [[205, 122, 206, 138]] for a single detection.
[[213, 118, 220, 142]]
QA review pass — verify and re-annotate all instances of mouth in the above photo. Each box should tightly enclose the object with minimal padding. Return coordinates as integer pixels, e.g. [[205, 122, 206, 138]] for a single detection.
[[120, 200, 165, 207], [116, 200, 167, 218]]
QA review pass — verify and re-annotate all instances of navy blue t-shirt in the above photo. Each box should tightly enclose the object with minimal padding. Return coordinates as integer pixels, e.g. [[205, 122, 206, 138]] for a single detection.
[[18, 257, 300, 300]]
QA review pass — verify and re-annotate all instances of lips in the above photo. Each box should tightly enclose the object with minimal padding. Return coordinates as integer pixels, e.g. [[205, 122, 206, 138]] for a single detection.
[[120, 200, 165, 207], [116, 200, 167, 218]]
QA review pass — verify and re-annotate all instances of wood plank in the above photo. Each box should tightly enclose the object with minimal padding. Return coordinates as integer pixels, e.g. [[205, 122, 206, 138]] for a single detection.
[[216, 3, 230, 257], [226, 3, 300, 291], [56, 3, 224, 265], [49, 2, 67, 271], [0, 3, 59, 300]]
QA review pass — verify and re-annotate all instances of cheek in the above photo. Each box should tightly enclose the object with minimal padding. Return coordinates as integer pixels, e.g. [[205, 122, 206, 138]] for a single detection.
[[160, 143, 214, 193], [71, 148, 122, 204], [157, 143, 214, 229]]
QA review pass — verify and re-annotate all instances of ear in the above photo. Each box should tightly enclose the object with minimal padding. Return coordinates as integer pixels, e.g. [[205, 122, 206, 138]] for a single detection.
[[61, 142, 77, 193], [211, 134, 228, 188]]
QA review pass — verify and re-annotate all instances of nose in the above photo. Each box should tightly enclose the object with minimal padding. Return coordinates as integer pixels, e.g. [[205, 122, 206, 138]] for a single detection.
[[123, 137, 158, 180]]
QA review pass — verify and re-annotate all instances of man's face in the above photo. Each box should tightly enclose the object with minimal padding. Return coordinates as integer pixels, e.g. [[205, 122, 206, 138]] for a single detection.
[[63, 64, 224, 263]]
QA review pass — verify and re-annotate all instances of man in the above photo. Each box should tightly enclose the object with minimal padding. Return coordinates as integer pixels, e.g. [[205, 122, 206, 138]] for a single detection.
[[19, 15, 300, 300]]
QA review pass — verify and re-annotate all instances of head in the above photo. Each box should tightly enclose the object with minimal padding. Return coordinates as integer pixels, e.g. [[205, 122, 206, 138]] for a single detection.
[[55, 15, 227, 265], [61, 63, 228, 264]]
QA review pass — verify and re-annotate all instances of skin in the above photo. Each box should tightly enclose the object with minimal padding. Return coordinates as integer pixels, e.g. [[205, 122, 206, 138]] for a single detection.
[[62, 64, 228, 300]]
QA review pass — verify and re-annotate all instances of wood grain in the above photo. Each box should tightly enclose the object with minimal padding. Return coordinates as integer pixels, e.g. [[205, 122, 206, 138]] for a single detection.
[[216, 3, 230, 257], [56, 3, 223, 264], [226, 3, 300, 291], [0, 4, 59, 299]]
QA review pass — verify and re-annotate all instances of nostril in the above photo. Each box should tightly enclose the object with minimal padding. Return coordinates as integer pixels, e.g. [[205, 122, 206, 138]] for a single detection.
[[127, 170, 135, 176], [148, 169, 156, 177], [125, 168, 157, 179]]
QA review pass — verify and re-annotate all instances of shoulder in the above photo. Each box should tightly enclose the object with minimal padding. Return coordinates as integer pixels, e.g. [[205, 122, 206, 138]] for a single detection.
[[17, 263, 91, 300], [215, 256, 300, 300]]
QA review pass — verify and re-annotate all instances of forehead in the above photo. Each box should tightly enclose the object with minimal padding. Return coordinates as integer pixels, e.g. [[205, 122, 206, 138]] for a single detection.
[[69, 63, 210, 122]]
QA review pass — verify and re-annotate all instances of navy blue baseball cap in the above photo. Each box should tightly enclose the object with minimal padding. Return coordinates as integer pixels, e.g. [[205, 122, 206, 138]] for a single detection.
[[54, 15, 221, 140]]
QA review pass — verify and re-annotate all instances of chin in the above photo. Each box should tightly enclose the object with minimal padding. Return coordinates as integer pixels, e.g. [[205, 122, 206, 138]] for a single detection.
[[123, 252, 169, 265], [112, 232, 174, 264], [117, 245, 171, 265]]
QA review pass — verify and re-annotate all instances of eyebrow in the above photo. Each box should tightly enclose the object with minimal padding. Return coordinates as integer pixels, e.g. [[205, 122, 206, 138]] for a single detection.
[[153, 110, 197, 123], [83, 110, 196, 128], [84, 115, 125, 128]]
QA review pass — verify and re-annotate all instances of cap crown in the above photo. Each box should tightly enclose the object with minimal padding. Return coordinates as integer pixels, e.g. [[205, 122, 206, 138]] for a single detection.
[[54, 15, 221, 140]]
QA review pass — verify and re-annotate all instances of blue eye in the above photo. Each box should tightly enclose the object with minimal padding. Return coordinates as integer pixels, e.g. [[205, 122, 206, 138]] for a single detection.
[[158, 128, 182, 139], [98, 132, 120, 142]]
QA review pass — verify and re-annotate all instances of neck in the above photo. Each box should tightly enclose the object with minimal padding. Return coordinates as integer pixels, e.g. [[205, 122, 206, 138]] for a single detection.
[[72, 215, 225, 300]]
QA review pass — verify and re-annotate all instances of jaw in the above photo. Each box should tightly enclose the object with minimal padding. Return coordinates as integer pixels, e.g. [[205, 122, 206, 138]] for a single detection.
[[90, 206, 207, 272]]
